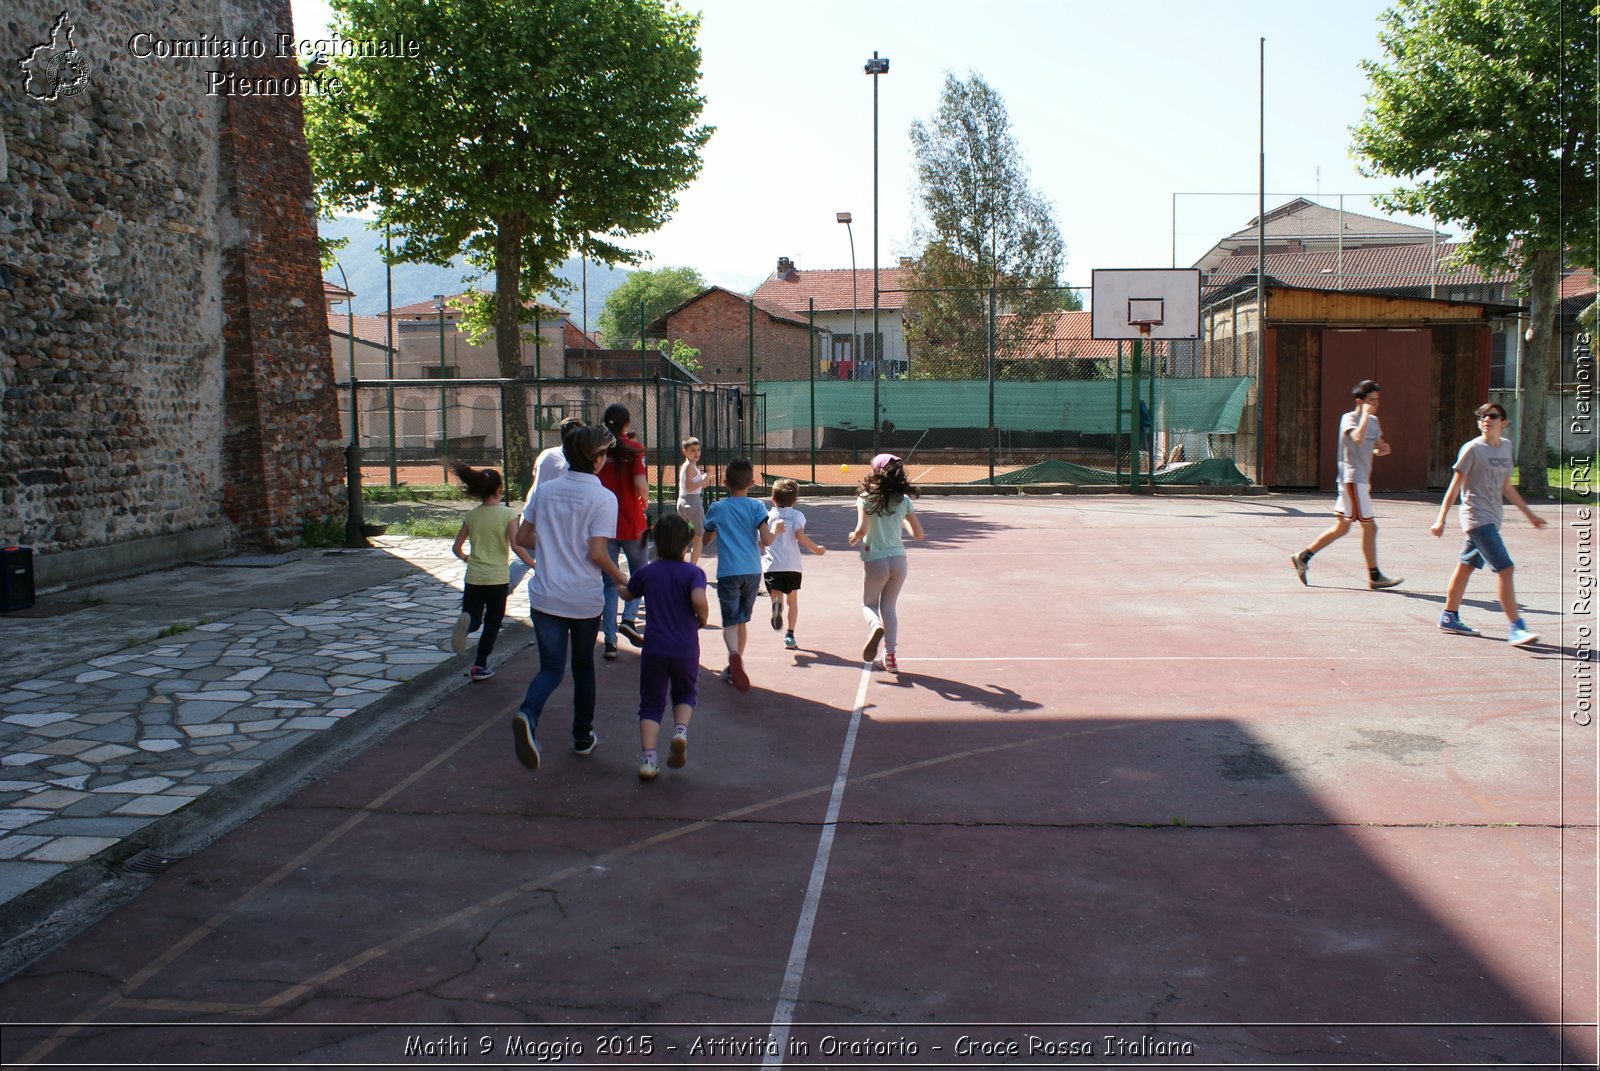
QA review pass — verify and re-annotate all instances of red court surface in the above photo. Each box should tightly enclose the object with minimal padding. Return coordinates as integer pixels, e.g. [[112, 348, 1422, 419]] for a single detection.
[[1, 494, 1594, 1069]]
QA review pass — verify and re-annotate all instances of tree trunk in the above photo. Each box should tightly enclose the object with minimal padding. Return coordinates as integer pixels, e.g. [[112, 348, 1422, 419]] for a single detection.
[[1516, 247, 1560, 496], [493, 215, 535, 493]]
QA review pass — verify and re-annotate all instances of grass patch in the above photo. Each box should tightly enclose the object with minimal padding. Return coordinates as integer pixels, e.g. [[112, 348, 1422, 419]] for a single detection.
[[361, 483, 467, 504], [301, 516, 345, 548], [1513, 456, 1593, 504], [386, 516, 463, 539]]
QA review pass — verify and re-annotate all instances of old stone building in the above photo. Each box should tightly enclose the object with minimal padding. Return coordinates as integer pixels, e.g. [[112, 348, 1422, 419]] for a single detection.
[[2, 0, 344, 585]]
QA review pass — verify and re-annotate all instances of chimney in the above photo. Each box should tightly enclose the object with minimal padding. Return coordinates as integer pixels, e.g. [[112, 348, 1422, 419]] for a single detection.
[[776, 256, 796, 277], [898, 256, 914, 269]]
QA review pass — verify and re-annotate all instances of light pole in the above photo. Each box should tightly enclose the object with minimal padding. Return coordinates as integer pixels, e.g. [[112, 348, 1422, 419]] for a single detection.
[[333, 260, 367, 547], [864, 50, 889, 455], [434, 294, 449, 482], [836, 212, 856, 382]]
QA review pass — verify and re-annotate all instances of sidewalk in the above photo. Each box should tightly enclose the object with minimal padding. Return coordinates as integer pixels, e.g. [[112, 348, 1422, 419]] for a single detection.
[[0, 537, 525, 969]]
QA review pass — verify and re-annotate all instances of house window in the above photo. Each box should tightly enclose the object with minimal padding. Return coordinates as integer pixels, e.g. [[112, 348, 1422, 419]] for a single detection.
[[1489, 330, 1509, 390]]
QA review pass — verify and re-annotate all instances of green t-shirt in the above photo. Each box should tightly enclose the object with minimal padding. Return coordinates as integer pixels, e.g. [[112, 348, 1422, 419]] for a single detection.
[[857, 494, 915, 561], [463, 503, 517, 585]]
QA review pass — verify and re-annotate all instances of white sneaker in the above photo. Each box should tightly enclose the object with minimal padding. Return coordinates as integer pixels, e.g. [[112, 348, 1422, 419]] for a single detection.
[[638, 759, 660, 781], [668, 733, 688, 769], [450, 612, 471, 655]]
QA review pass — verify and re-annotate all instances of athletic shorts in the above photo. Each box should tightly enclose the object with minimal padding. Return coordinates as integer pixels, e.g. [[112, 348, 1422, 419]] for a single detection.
[[677, 497, 704, 533], [764, 570, 803, 594], [716, 573, 762, 625], [1333, 482, 1374, 522], [1459, 524, 1514, 573]]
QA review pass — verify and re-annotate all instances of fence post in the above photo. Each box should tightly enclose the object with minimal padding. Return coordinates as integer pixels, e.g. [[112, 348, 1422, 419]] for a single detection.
[[640, 298, 649, 488], [987, 284, 997, 486], [534, 310, 544, 453], [808, 298, 816, 485], [1131, 338, 1143, 494], [747, 298, 756, 461], [1115, 341, 1124, 483], [386, 384, 397, 488], [498, 379, 508, 486]]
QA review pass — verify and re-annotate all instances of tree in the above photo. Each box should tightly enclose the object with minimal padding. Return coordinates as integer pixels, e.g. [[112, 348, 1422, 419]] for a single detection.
[[1351, 0, 1597, 494], [904, 73, 1066, 380], [596, 266, 707, 346], [304, 0, 711, 488]]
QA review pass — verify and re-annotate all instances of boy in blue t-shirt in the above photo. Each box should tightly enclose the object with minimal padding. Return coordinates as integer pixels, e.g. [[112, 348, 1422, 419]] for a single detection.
[[701, 458, 779, 692]]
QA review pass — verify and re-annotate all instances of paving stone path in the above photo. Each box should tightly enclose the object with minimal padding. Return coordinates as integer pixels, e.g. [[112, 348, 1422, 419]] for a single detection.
[[0, 538, 526, 909]]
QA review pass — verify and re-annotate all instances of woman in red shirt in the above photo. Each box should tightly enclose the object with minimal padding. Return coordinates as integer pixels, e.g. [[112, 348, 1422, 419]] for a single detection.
[[598, 403, 650, 659]]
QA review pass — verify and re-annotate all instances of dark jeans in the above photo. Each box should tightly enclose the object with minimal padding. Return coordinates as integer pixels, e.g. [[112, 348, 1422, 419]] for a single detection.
[[519, 609, 601, 744], [462, 582, 508, 668]]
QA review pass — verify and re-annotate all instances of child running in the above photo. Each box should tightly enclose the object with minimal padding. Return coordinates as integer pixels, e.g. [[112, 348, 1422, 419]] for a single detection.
[[619, 514, 708, 781], [762, 478, 826, 650], [1428, 401, 1548, 645], [448, 460, 536, 681], [700, 458, 779, 692], [847, 453, 925, 673], [677, 436, 709, 565]]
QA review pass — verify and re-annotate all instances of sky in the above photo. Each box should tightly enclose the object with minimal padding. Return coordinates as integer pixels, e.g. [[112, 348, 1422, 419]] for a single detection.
[[288, 0, 1432, 299]]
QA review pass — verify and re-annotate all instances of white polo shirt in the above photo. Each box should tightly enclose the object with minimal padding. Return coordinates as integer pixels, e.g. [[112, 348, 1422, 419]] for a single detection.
[[522, 471, 617, 620]]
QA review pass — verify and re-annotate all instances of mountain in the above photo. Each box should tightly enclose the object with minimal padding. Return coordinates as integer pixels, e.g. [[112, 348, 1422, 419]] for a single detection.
[[317, 216, 630, 330]]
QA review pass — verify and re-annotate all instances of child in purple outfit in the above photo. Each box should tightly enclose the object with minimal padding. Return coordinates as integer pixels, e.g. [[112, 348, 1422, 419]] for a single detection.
[[620, 513, 709, 781]]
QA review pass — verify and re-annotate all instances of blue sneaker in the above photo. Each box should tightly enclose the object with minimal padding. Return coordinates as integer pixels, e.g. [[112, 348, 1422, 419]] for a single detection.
[[1507, 621, 1539, 647], [1438, 613, 1479, 637], [513, 711, 540, 771]]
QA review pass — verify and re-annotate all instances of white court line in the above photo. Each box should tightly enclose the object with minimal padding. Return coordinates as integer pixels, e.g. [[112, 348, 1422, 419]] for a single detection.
[[763, 661, 873, 1067], [901, 654, 1488, 662]]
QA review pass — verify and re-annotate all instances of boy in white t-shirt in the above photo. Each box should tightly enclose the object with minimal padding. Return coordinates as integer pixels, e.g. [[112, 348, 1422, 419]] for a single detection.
[[762, 479, 827, 650]]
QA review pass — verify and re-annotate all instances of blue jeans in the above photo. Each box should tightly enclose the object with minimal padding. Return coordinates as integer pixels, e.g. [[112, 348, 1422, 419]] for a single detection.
[[519, 610, 600, 744], [600, 536, 647, 644]]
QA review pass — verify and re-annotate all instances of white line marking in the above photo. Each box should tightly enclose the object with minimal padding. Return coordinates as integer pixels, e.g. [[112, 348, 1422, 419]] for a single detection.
[[764, 662, 873, 1066]]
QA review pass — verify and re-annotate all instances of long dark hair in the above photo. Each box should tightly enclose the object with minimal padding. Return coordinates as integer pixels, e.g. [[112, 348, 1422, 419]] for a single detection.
[[447, 459, 503, 502], [860, 458, 918, 515], [602, 402, 641, 464]]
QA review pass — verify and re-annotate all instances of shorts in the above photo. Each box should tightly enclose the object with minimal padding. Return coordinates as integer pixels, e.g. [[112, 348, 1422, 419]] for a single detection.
[[764, 570, 803, 594], [677, 497, 705, 533], [637, 652, 698, 722], [1333, 482, 1374, 522], [1459, 524, 1514, 573], [716, 573, 762, 625]]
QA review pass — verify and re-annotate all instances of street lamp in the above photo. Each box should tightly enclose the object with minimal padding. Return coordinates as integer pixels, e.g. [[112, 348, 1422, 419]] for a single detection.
[[332, 260, 367, 548], [836, 212, 856, 383], [864, 50, 889, 454]]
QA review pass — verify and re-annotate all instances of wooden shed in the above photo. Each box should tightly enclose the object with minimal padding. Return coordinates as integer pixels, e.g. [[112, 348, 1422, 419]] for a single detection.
[[1202, 284, 1506, 491]]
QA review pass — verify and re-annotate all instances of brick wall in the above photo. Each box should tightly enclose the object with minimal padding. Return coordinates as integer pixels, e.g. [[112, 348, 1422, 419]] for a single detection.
[[0, 0, 344, 561], [661, 290, 822, 384]]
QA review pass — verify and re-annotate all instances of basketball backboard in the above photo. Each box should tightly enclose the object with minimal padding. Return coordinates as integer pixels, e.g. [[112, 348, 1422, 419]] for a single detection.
[[1090, 268, 1201, 340]]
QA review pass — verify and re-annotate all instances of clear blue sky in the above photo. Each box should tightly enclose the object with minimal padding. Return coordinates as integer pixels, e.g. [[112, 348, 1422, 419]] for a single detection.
[[290, 0, 1430, 298]]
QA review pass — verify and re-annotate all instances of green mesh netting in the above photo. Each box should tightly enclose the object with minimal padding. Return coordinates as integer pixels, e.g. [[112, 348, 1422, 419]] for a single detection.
[[975, 457, 1252, 486], [760, 377, 1251, 434]]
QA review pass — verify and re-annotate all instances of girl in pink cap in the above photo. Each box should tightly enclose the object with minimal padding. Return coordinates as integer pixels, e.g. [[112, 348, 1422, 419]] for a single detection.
[[847, 453, 925, 672]]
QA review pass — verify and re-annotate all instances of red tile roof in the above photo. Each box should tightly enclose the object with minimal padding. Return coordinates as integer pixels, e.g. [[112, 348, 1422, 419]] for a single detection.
[[753, 266, 912, 314], [1206, 242, 1518, 293], [326, 312, 398, 351], [995, 310, 1150, 359]]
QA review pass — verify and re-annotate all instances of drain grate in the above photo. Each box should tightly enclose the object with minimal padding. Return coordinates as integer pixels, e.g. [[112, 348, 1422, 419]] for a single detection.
[[122, 849, 184, 876]]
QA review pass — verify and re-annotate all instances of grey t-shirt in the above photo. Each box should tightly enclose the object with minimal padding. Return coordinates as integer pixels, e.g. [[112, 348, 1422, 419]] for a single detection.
[[1453, 435, 1513, 531], [1336, 410, 1381, 484]]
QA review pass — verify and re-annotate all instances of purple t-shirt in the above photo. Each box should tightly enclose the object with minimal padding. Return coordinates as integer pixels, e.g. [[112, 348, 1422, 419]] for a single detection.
[[623, 559, 706, 658]]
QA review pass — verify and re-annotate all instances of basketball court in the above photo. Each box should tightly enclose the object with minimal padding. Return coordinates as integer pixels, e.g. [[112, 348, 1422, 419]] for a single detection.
[[0, 491, 1592, 1068]]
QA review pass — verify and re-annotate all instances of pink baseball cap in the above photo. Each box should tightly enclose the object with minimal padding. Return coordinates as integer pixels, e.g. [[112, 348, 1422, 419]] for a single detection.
[[870, 453, 902, 472]]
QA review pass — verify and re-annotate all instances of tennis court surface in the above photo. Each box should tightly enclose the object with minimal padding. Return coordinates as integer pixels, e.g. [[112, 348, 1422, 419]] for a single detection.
[[1, 493, 1593, 1068]]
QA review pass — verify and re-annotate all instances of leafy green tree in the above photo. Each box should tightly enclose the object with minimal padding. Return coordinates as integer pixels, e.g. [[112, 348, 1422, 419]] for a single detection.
[[1351, 0, 1597, 494], [904, 73, 1066, 380], [597, 266, 707, 346], [304, 0, 711, 487]]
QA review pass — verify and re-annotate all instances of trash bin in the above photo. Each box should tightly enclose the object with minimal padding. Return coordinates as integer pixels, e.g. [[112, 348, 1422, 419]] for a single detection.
[[1, 546, 35, 612]]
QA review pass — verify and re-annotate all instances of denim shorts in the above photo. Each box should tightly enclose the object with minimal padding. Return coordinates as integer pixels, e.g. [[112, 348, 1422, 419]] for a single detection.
[[716, 573, 762, 625], [1459, 524, 1514, 573]]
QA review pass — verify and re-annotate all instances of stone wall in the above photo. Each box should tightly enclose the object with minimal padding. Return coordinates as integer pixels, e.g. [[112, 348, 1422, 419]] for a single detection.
[[1, 0, 344, 570]]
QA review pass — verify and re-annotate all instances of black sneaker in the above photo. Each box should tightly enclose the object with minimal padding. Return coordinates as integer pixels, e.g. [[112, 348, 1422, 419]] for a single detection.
[[574, 731, 598, 756], [770, 595, 784, 630], [512, 711, 540, 771], [603, 642, 618, 661], [619, 620, 644, 647], [1290, 552, 1309, 586]]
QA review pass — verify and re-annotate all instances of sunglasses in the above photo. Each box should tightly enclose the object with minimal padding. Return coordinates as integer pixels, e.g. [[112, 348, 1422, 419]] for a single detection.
[[1479, 413, 1505, 422]]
